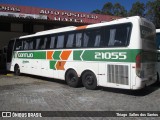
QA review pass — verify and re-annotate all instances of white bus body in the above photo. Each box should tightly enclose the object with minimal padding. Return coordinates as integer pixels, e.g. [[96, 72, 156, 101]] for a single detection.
[[7, 16, 157, 90]]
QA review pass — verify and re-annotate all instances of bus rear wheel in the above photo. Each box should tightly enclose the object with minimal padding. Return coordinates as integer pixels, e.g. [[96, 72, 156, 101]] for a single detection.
[[14, 65, 20, 76], [65, 69, 80, 88], [82, 71, 97, 90]]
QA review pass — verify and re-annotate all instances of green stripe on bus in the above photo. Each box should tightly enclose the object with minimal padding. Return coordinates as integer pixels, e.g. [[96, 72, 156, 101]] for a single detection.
[[15, 51, 46, 59], [50, 61, 57, 70], [73, 50, 83, 60], [53, 51, 61, 60], [34, 51, 46, 59], [73, 49, 141, 62]]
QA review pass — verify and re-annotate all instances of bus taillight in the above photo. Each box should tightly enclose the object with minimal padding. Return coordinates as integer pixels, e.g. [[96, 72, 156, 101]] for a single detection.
[[136, 53, 143, 78]]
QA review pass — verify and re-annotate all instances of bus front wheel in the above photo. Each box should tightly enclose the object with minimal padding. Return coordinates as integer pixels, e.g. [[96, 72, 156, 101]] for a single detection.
[[82, 71, 98, 90], [65, 69, 80, 88], [14, 65, 20, 76]]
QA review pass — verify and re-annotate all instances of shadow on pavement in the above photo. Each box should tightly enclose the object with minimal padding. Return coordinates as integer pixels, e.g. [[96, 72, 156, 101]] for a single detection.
[[3, 72, 160, 96], [100, 82, 160, 96]]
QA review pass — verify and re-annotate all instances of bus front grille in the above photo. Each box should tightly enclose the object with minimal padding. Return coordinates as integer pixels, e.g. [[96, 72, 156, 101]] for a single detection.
[[107, 65, 129, 85]]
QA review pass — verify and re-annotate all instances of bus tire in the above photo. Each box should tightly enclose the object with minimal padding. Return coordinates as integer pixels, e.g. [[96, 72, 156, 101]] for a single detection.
[[65, 69, 80, 88], [14, 64, 20, 76], [82, 71, 98, 90]]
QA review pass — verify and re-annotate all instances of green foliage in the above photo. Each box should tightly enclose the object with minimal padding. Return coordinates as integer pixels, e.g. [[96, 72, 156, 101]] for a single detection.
[[92, 2, 127, 17], [91, 9, 102, 14], [113, 3, 127, 17], [101, 2, 113, 15], [91, 0, 160, 28], [128, 1, 145, 17], [146, 0, 160, 28]]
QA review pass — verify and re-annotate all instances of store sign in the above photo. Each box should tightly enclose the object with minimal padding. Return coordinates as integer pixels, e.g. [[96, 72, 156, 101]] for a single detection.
[[0, 12, 47, 20], [0, 5, 119, 23], [40, 9, 98, 23], [0, 5, 20, 12]]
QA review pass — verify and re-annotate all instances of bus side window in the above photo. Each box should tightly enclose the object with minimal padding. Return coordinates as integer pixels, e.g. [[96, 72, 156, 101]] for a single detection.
[[56, 35, 65, 49], [23, 40, 29, 50], [66, 33, 74, 48], [35, 38, 41, 50], [108, 29, 116, 46], [114, 28, 128, 46], [94, 35, 101, 47], [40, 37, 48, 49], [38, 38, 44, 49], [50, 36, 56, 49], [107, 24, 131, 47], [76, 32, 83, 47], [46, 36, 51, 49], [94, 30, 102, 47], [32, 38, 36, 49], [15, 39, 23, 50], [28, 39, 33, 50], [83, 31, 90, 47]]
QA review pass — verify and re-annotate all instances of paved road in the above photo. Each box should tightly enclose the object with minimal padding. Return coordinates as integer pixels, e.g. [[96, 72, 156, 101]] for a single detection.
[[0, 74, 160, 120]]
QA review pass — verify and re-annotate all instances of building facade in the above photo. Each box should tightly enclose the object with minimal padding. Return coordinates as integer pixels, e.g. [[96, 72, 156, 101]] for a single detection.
[[0, 4, 120, 49]]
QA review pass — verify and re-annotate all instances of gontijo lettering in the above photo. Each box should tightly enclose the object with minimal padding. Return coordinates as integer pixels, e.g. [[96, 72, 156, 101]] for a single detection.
[[17, 53, 33, 58]]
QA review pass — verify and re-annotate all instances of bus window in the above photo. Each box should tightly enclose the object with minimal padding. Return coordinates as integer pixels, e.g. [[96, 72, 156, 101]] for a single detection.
[[107, 24, 131, 47], [50, 36, 56, 49], [56, 35, 65, 48], [28, 39, 34, 50], [23, 40, 29, 50], [46, 36, 51, 49], [40, 37, 48, 49], [76, 32, 83, 47], [94, 34, 101, 47], [66, 33, 74, 48], [83, 31, 90, 47], [39, 38, 45, 49], [108, 29, 116, 46], [15, 39, 23, 50], [114, 27, 128, 46], [35, 38, 41, 49]]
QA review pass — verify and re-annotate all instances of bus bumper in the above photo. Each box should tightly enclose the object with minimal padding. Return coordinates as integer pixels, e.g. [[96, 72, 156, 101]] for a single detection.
[[132, 75, 157, 90]]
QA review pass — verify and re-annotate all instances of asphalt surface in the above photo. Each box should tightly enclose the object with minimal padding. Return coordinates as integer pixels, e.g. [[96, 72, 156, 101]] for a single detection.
[[0, 73, 160, 120]]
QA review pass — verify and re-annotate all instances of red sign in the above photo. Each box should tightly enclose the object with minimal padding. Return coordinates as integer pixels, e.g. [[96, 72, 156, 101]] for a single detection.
[[0, 4, 121, 24]]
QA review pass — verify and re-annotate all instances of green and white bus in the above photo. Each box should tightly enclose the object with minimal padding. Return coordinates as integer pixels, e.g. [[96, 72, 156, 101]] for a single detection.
[[7, 16, 157, 90]]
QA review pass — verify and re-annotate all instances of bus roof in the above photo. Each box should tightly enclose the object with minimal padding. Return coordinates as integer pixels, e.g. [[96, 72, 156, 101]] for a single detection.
[[19, 16, 143, 39]]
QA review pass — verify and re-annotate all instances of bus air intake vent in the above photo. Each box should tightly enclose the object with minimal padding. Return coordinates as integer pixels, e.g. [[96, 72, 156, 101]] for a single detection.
[[107, 65, 129, 85]]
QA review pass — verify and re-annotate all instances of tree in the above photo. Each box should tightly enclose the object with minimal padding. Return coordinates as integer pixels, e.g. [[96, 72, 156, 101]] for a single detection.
[[92, 2, 127, 17], [145, 0, 160, 28], [101, 2, 113, 15], [128, 1, 145, 17], [113, 3, 127, 17], [91, 9, 102, 14]]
